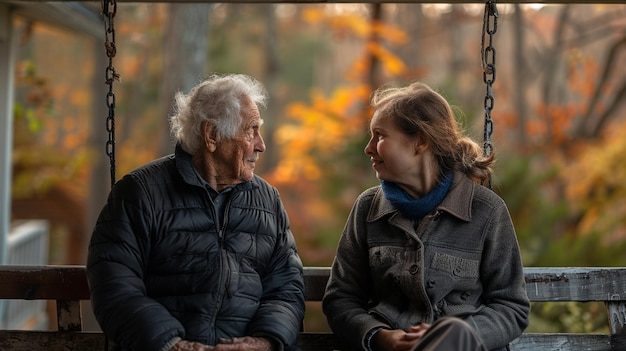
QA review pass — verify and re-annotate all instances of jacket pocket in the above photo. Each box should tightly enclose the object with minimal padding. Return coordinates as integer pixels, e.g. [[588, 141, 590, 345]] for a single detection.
[[430, 252, 478, 279]]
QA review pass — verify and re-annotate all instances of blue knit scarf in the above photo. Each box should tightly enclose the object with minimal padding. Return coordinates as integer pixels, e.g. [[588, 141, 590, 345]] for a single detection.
[[381, 173, 453, 220]]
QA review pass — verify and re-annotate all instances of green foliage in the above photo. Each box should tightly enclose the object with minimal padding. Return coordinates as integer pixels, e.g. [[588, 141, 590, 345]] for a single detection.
[[495, 154, 564, 265], [494, 150, 626, 334], [528, 301, 609, 334], [12, 59, 88, 199], [209, 7, 332, 103], [13, 103, 43, 133], [317, 129, 377, 253], [13, 60, 53, 133], [278, 33, 332, 99]]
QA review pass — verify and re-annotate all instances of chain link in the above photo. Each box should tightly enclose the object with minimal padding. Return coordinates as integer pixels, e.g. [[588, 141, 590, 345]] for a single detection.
[[481, 0, 498, 189], [102, 0, 119, 188]]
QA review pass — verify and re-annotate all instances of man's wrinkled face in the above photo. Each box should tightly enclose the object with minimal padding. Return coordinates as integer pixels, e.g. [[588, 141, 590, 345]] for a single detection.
[[214, 97, 266, 185]]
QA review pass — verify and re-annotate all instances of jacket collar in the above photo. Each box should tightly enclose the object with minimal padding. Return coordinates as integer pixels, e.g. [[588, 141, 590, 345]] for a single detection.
[[175, 143, 204, 187], [367, 170, 475, 223]]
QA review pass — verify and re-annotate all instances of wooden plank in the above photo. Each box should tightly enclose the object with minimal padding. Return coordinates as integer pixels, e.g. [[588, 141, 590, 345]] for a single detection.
[[299, 332, 347, 351], [524, 267, 626, 302], [0, 265, 90, 300], [303, 266, 330, 302], [299, 333, 626, 351], [304, 267, 626, 302], [298, 333, 626, 351], [0, 331, 624, 351], [510, 333, 626, 351], [2, 265, 626, 302], [0, 331, 105, 351]]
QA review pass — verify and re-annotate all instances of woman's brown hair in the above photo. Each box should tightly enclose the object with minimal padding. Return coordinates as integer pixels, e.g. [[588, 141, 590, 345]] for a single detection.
[[370, 82, 494, 183]]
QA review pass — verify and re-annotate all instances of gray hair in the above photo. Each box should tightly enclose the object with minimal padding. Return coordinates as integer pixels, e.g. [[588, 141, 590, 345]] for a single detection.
[[169, 73, 268, 154]]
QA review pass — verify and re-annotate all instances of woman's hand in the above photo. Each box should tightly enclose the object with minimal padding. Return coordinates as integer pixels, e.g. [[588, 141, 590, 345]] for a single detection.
[[373, 324, 431, 351]]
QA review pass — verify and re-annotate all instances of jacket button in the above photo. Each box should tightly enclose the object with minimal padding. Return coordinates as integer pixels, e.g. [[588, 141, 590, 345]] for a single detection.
[[453, 267, 461, 276], [409, 264, 419, 274], [427, 279, 435, 288]]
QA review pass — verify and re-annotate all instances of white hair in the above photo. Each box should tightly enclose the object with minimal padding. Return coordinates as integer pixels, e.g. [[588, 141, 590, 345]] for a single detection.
[[169, 73, 267, 154]]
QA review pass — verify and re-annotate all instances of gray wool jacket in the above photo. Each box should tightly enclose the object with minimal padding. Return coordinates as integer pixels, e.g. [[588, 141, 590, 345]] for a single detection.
[[322, 171, 530, 350]]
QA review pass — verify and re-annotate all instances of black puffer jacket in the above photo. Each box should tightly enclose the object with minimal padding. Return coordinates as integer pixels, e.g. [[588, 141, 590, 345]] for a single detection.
[[87, 145, 305, 351]]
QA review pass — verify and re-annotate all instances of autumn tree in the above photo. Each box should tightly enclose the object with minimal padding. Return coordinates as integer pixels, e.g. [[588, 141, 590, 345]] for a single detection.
[[11, 20, 96, 263], [491, 4, 626, 333], [262, 4, 411, 267]]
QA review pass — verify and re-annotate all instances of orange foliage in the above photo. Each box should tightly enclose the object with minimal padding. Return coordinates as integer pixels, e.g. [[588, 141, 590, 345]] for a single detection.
[[531, 103, 575, 145], [532, 94, 584, 146], [43, 127, 58, 145], [265, 7, 414, 268], [70, 90, 90, 108], [345, 56, 370, 81], [302, 8, 408, 47], [274, 85, 371, 183], [63, 134, 81, 149], [495, 110, 517, 130], [62, 116, 76, 132], [365, 42, 406, 76], [371, 20, 409, 45], [515, 49, 608, 149], [560, 120, 626, 241], [567, 51, 598, 98], [270, 7, 408, 187]]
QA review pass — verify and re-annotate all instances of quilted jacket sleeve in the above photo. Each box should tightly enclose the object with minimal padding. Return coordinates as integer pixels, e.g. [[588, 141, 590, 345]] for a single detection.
[[87, 174, 184, 351]]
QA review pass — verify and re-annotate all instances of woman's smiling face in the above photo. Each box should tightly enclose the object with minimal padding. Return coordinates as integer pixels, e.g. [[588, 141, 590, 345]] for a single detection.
[[364, 111, 421, 185]]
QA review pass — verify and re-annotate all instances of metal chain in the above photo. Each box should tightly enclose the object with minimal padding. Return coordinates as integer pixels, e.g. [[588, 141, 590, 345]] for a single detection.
[[102, 0, 119, 188], [481, 0, 498, 189]]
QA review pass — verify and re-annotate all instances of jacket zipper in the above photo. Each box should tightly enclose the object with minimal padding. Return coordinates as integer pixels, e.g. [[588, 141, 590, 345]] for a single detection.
[[211, 192, 234, 331], [221, 202, 232, 298]]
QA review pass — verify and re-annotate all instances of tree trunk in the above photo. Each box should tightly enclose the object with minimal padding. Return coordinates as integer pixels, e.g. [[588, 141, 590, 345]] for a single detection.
[[367, 3, 383, 89], [513, 4, 528, 146], [258, 4, 280, 174], [159, 3, 212, 157]]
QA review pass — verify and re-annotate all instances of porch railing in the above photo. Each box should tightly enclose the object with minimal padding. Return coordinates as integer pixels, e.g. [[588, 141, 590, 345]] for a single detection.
[[1, 220, 49, 330]]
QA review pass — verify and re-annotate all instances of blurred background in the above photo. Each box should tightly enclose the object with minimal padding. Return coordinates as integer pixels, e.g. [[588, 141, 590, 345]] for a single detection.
[[3, 0, 626, 335]]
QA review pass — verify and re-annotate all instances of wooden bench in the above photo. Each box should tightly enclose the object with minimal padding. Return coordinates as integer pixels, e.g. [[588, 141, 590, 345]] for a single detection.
[[1, 265, 626, 350]]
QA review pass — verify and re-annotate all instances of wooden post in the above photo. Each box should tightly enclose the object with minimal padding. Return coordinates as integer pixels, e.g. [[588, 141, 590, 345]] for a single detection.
[[56, 300, 82, 332], [607, 301, 626, 349]]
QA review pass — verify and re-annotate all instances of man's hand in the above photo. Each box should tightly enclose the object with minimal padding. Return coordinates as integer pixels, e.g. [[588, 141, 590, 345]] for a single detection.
[[170, 340, 214, 351], [373, 324, 431, 351], [212, 336, 274, 351]]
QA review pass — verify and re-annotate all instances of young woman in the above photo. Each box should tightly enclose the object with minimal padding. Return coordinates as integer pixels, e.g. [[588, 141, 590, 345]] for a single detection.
[[323, 82, 529, 351]]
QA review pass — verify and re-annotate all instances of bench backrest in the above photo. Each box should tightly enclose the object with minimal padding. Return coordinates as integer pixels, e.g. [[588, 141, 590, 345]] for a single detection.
[[1, 265, 626, 350]]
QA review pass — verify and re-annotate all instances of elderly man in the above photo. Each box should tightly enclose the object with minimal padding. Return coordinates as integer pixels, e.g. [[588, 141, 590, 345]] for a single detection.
[[87, 74, 305, 351]]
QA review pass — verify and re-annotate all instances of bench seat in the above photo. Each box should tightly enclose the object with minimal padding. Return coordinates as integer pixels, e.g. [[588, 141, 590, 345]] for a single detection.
[[1, 265, 626, 350]]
